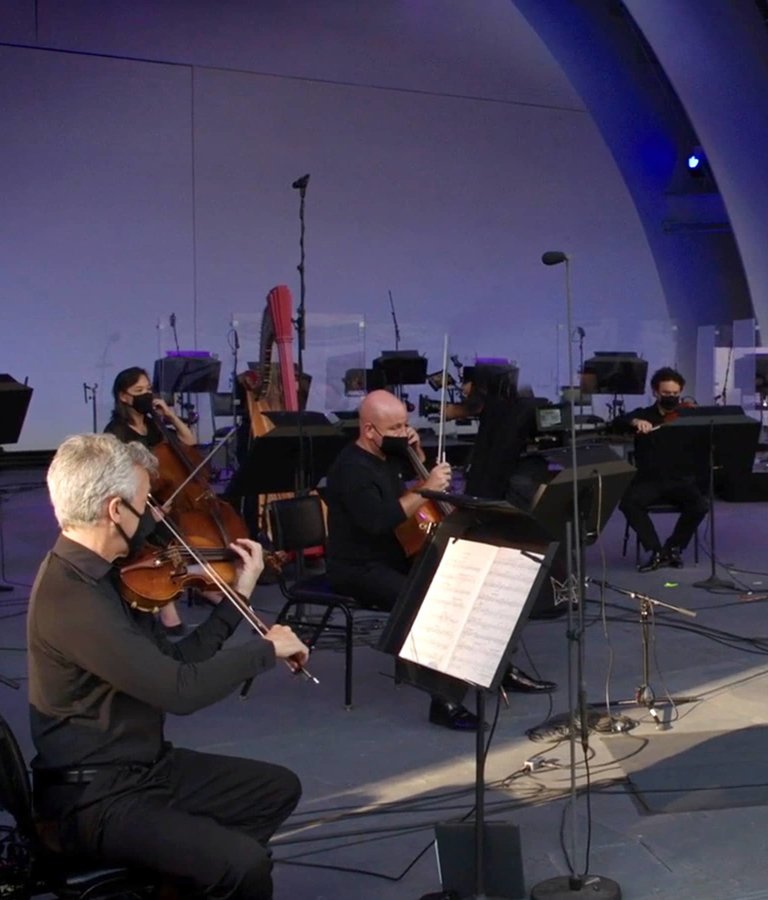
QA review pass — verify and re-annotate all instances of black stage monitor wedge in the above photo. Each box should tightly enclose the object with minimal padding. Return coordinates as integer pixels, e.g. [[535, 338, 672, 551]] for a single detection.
[[372, 350, 428, 387], [584, 353, 648, 395], [0, 375, 33, 444]]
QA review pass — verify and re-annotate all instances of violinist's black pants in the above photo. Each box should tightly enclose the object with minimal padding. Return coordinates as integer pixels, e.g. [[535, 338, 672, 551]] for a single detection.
[[66, 748, 301, 900], [619, 476, 709, 553]]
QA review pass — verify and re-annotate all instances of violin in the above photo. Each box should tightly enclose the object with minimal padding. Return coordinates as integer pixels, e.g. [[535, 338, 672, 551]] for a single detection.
[[660, 398, 697, 423], [122, 498, 317, 683], [118, 508, 283, 612]]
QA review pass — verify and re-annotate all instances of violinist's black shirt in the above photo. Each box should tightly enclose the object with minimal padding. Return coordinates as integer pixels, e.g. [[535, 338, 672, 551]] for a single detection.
[[325, 442, 409, 570], [612, 403, 691, 480], [104, 415, 163, 448], [28, 536, 275, 778]]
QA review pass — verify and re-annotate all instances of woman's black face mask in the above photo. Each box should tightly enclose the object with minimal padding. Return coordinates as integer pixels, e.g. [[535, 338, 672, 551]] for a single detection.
[[130, 393, 155, 416]]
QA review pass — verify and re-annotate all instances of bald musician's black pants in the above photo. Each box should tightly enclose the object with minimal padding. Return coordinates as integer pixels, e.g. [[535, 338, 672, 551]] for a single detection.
[[66, 748, 301, 899], [619, 475, 709, 553]]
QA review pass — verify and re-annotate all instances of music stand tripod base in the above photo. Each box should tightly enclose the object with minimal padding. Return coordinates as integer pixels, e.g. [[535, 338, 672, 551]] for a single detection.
[[530, 875, 621, 899]]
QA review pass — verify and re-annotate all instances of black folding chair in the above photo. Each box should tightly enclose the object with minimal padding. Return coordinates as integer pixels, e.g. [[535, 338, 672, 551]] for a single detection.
[[269, 494, 373, 709], [0, 713, 158, 899]]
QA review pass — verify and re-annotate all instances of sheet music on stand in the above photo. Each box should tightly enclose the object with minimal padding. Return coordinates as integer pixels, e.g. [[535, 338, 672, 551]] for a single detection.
[[399, 538, 544, 690]]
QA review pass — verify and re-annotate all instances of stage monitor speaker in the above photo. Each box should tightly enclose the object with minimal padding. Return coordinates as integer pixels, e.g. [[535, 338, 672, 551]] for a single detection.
[[435, 822, 525, 899]]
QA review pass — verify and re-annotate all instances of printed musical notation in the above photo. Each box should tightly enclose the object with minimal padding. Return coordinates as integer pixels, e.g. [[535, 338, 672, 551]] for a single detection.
[[398, 538, 543, 689]]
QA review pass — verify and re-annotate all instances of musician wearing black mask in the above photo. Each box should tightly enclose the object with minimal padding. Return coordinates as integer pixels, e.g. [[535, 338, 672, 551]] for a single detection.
[[28, 434, 307, 900], [325, 390, 486, 730], [104, 366, 196, 634], [613, 366, 709, 571], [104, 366, 196, 448]]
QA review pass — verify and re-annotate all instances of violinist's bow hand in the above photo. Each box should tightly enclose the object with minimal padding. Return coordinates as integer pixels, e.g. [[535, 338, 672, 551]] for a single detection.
[[264, 624, 311, 670], [229, 539, 265, 599]]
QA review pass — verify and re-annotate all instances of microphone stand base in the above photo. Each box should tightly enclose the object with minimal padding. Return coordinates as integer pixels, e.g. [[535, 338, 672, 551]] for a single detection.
[[692, 575, 740, 593], [530, 875, 621, 899]]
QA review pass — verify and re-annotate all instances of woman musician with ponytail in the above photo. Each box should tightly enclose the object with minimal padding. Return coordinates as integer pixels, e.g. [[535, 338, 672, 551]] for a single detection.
[[104, 366, 196, 634], [104, 366, 196, 450]]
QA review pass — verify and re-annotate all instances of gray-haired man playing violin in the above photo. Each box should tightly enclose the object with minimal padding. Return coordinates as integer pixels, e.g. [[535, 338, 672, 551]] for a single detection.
[[28, 432, 308, 900]]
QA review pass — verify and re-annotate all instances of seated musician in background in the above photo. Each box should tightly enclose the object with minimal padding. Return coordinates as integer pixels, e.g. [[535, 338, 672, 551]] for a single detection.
[[612, 366, 709, 572], [28, 434, 308, 900], [104, 366, 196, 448], [104, 366, 196, 634], [325, 389, 482, 731], [450, 363, 556, 693]]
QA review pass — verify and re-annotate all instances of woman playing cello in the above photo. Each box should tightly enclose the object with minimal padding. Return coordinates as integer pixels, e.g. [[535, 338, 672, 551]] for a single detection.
[[105, 366, 196, 634]]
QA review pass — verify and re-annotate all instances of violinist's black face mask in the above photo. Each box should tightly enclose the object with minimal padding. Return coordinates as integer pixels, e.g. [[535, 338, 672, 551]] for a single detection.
[[658, 395, 680, 411], [115, 499, 157, 557], [131, 393, 155, 416]]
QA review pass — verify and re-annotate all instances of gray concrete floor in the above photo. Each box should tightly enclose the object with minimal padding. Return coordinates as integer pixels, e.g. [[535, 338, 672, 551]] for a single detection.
[[2, 468, 768, 899]]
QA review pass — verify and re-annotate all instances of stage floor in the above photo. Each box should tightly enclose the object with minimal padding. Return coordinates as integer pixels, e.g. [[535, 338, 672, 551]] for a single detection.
[[2, 467, 768, 900]]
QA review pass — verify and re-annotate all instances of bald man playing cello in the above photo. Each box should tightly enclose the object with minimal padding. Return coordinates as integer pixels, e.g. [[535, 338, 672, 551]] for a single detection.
[[325, 390, 482, 730]]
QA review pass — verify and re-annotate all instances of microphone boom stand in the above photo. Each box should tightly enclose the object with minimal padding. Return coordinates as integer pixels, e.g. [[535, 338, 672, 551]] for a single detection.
[[532, 253, 621, 900], [590, 579, 700, 727]]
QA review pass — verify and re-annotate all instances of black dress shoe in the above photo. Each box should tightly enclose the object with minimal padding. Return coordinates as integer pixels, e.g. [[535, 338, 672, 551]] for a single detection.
[[638, 550, 663, 573], [428, 698, 484, 731], [662, 545, 683, 568], [502, 665, 557, 694]]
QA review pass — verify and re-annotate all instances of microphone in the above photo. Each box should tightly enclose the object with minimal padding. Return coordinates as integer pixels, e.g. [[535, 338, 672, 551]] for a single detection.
[[233, 329, 240, 351], [292, 173, 310, 190], [576, 326, 586, 339], [541, 251, 569, 266], [170, 313, 176, 328]]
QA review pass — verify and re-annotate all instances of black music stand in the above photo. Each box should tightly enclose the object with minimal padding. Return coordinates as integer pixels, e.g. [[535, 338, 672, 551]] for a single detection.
[[584, 352, 647, 420], [660, 406, 760, 592], [238, 412, 347, 495], [153, 355, 221, 395], [372, 350, 428, 387], [0, 375, 33, 595], [380, 504, 558, 900]]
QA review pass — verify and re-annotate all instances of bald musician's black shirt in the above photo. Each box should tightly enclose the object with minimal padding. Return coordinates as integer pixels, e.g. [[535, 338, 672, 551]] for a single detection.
[[28, 536, 275, 783], [325, 443, 409, 571]]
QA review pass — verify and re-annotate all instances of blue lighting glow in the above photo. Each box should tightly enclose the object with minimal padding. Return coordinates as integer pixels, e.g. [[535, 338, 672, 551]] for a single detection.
[[687, 153, 702, 170]]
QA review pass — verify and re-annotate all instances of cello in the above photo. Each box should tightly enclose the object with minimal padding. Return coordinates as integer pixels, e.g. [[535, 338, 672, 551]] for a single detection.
[[394, 334, 454, 557]]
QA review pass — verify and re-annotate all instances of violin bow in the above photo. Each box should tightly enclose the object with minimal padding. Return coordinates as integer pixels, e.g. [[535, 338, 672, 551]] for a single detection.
[[146, 497, 318, 684], [436, 333, 449, 464]]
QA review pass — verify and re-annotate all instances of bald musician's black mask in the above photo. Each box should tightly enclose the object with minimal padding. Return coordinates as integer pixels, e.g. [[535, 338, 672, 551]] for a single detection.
[[379, 435, 410, 459]]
